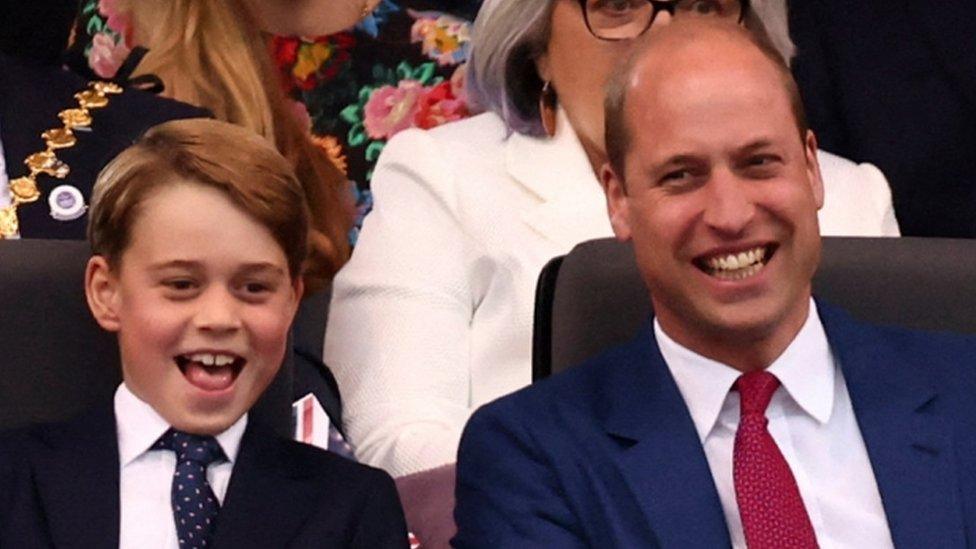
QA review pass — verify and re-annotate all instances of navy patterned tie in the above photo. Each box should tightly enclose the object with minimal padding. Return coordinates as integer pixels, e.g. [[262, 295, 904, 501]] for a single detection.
[[154, 429, 227, 548]]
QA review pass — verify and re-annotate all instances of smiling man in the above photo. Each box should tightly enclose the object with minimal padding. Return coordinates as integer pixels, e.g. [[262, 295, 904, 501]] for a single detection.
[[453, 20, 976, 549]]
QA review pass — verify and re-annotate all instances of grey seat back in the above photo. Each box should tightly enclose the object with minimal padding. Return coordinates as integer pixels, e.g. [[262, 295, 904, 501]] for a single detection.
[[534, 237, 976, 380], [0, 239, 292, 434]]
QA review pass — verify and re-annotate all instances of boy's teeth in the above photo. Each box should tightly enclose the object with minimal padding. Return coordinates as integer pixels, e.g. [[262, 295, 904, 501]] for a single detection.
[[186, 352, 237, 367]]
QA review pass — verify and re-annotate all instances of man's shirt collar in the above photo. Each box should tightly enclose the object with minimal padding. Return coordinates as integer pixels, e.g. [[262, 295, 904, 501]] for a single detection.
[[655, 298, 836, 442]]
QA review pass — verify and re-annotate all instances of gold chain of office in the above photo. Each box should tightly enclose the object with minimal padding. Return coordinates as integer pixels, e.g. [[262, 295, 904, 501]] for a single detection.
[[0, 81, 124, 238]]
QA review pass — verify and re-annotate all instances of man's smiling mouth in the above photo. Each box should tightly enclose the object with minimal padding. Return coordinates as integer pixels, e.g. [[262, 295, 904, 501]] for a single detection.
[[694, 244, 777, 281], [175, 352, 245, 392]]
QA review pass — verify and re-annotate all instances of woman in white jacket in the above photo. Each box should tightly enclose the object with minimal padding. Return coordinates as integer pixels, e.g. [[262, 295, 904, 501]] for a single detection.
[[326, 0, 900, 477]]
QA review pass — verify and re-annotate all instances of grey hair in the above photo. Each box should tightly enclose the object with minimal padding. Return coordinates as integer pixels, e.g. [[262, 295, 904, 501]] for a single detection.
[[750, 0, 796, 63], [467, 0, 555, 137], [468, 0, 796, 137]]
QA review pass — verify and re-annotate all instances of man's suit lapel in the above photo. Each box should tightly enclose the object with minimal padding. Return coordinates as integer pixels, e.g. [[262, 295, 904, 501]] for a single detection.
[[505, 110, 613, 250], [213, 421, 321, 547], [32, 403, 121, 548], [820, 303, 965, 547], [908, 0, 976, 110], [599, 326, 732, 548]]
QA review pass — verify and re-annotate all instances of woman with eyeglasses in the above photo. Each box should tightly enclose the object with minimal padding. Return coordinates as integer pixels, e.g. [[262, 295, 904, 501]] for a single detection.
[[325, 0, 900, 478]]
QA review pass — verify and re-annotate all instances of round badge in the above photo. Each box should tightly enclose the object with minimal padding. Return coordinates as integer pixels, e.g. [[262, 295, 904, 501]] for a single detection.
[[48, 185, 87, 221]]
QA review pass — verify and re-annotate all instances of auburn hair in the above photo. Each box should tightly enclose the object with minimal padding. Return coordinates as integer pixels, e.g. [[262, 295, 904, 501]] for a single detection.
[[120, 0, 350, 291], [90, 118, 310, 281]]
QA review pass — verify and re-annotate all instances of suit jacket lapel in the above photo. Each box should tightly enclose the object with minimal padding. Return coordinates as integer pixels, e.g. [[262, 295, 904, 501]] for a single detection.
[[819, 302, 965, 547], [213, 421, 321, 547], [505, 109, 613, 250], [908, 0, 976, 110], [32, 403, 121, 548], [599, 326, 732, 548]]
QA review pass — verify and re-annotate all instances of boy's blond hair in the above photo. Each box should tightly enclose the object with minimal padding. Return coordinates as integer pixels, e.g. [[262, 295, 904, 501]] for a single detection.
[[89, 118, 309, 278]]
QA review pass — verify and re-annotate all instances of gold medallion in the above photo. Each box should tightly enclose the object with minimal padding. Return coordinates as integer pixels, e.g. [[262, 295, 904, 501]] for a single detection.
[[42, 127, 77, 149], [6, 81, 122, 235], [59, 108, 93, 129], [92, 81, 123, 95], [0, 206, 19, 238], [25, 151, 56, 171], [10, 177, 40, 203], [75, 89, 109, 109], [25, 151, 69, 179]]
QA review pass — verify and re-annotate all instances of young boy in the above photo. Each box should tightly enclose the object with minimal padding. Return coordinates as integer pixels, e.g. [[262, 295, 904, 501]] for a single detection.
[[0, 119, 408, 548]]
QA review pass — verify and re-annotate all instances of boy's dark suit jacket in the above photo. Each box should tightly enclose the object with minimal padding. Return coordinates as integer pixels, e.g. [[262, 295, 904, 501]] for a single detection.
[[789, 0, 976, 237], [0, 53, 208, 239], [0, 406, 409, 548], [454, 302, 976, 547]]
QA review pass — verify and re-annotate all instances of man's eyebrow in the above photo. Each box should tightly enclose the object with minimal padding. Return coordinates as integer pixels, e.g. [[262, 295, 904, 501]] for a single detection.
[[737, 139, 777, 155], [651, 153, 707, 171]]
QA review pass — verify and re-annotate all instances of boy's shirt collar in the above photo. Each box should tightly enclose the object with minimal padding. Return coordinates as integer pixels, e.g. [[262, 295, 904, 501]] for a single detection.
[[114, 382, 247, 467]]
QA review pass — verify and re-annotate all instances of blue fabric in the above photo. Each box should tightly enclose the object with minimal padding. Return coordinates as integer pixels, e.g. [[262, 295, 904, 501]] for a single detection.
[[453, 300, 976, 548], [154, 429, 227, 548]]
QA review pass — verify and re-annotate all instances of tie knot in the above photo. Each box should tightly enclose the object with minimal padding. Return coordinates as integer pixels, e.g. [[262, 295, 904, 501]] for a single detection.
[[153, 429, 227, 466], [735, 371, 781, 416]]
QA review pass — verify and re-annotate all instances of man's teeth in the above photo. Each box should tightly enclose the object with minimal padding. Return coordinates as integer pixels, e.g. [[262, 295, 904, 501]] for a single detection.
[[704, 246, 768, 279], [186, 353, 237, 367]]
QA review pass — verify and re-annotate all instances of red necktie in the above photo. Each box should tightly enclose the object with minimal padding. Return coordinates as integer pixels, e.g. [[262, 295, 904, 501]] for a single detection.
[[733, 371, 818, 549]]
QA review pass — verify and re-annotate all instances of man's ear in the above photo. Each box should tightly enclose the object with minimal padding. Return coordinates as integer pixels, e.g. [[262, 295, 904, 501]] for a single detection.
[[601, 162, 633, 241], [803, 130, 825, 210], [85, 256, 122, 332]]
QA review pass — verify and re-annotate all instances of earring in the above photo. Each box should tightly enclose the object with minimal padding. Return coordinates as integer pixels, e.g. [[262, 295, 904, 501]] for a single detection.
[[539, 80, 558, 138]]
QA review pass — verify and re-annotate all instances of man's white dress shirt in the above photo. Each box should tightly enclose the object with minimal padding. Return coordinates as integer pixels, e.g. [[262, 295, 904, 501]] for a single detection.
[[655, 300, 895, 549], [115, 383, 247, 549]]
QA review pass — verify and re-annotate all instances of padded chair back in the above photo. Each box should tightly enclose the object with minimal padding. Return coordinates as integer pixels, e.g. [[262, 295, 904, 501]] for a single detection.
[[0, 239, 292, 434], [534, 237, 976, 380]]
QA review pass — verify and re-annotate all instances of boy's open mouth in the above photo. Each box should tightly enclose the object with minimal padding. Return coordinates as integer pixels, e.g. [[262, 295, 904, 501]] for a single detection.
[[175, 352, 245, 392], [693, 243, 778, 281]]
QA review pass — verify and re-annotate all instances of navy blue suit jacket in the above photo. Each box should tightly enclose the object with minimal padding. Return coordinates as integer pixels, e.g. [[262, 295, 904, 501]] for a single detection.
[[789, 0, 976, 237], [0, 53, 208, 239], [0, 404, 409, 548], [454, 303, 976, 547]]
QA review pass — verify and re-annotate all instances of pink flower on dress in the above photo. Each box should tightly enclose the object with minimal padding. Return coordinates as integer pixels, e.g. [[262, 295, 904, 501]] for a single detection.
[[363, 80, 425, 140], [88, 31, 131, 79], [414, 81, 468, 130], [98, 0, 133, 47]]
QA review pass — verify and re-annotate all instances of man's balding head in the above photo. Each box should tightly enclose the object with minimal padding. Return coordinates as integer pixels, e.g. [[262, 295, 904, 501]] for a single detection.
[[604, 20, 809, 182]]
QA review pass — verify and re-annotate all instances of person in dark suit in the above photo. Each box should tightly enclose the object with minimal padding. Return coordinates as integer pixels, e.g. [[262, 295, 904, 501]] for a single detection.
[[1, 52, 350, 454], [0, 119, 408, 548], [789, 0, 976, 237], [454, 20, 976, 548], [0, 53, 208, 239]]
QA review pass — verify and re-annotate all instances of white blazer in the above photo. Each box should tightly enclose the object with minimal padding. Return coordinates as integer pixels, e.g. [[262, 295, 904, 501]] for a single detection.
[[324, 111, 899, 477]]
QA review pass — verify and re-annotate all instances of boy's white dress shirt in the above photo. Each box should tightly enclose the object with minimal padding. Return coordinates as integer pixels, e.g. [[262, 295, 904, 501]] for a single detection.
[[114, 383, 247, 549]]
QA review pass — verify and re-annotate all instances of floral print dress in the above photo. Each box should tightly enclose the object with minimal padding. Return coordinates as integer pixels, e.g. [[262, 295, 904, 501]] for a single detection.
[[68, 0, 483, 243]]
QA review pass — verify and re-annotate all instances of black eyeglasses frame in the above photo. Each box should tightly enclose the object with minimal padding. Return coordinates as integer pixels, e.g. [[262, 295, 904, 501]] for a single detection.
[[577, 0, 751, 42]]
